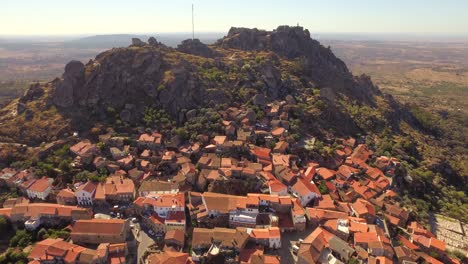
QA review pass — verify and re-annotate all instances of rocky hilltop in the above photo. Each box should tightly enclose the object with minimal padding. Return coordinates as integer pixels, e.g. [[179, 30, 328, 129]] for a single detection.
[[0, 25, 395, 145], [49, 26, 379, 119]]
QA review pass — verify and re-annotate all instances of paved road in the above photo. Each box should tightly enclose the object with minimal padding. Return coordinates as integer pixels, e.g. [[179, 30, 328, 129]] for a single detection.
[[132, 223, 156, 264], [275, 226, 315, 264]]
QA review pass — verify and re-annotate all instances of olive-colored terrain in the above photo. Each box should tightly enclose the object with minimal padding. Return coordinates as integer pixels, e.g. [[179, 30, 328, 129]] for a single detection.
[[321, 39, 468, 113]]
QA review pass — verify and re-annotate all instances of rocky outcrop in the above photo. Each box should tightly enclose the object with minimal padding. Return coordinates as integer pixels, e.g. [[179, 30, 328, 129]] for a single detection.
[[50, 46, 204, 118], [253, 94, 267, 106], [131, 38, 146, 47], [53, 60, 85, 107], [176, 39, 218, 58], [216, 26, 376, 103], [217, 27, 269, 51], [259, 61, 284, 99], [185, 109, 197, 120], [148, 37, 159, 47], [49, 25, 382, 118], [19, 82, 44, 103]]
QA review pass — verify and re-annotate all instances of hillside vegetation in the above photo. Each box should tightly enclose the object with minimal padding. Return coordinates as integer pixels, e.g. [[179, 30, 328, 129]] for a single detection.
[[0, 26, 466, 223]]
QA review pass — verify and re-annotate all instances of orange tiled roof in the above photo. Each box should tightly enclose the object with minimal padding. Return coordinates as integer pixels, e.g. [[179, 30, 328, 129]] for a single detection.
[[268, 179, 287, 193], [351, 199, 375, 216], [306, 208, 348, 221], [28, 177, 51, 193], [28, 238, 87, 262], [366, 167, 384, 180], [349, 144, 373, 166], [291, 177, 320, 196], [354, 231, 379, 244], [429, 237, 446, 252], [297, 227, 336, 264], [316, 195, 336, 210], [105, 175, 135, 195], [316, 168, 336, 180], [71, 219, 125, 235], [11, 203, 90, 219], [147, 251, 192, 264], [249, 227, 281, 239], [203, 192, 247, 213], [134, 193, 184, 209], [0, 208, 12, 217], [239, 247, 264, 264], [271, 127, 285, 136], [165, 229, 185, 243], [166, 211, 186, 223], [250, 147, 271, 161], [70, 141, 95, 156], [337, 165, 359, 178], [397, 235, 419, 250], [76, 181, 97, 194], [57, 188, 75, 198], [352, 182, 377, 200], [349, 218, 369, 233]]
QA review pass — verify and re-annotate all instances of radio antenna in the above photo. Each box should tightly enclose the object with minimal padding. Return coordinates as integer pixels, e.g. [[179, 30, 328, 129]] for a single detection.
[[192, 3, 195, 40]]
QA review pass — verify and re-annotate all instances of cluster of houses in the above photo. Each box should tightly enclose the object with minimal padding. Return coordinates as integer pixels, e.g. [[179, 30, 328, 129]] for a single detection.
[[0, 101, 460, 264], [27, 238, 127, 264]]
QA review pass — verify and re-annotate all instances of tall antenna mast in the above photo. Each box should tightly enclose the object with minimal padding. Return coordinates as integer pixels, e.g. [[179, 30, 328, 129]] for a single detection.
[[192, 3, 195, 40]]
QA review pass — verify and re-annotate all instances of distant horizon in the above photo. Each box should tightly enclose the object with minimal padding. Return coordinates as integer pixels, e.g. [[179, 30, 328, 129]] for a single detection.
[[2, 30, 468, 43]]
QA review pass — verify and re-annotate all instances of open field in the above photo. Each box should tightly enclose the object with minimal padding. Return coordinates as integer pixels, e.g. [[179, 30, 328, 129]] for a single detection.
[[321, 39, 468, 113]]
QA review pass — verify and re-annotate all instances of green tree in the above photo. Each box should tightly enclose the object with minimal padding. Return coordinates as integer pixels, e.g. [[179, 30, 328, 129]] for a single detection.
[[9, 229, 32, 248], [0, 216, 9, 235], [58, 160, 71, 172], [37, 228, 48, 240], [174, 127, 189, 141], [1, 249, 28, 264], [318, 181, 329, 194], [96, 142, 105, 150]]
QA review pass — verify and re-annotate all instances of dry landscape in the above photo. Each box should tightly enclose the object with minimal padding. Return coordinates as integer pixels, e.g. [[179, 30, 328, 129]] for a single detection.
[[322, 39, 468, 113]]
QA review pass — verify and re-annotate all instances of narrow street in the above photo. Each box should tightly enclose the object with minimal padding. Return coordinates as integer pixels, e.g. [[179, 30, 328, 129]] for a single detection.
[[131, 223, 156, 264]]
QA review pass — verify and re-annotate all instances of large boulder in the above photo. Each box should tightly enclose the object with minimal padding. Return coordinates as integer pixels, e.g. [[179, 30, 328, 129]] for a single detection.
[[53, 60, 85, 107], [217, 27, 269, 51], [253, 94, 267, 106], [148, 37, 159, 47], [177, 39, 218, 58], [259, 61, 283, 99], [185, 109, 197, 121], [131, 38, 146, 47]]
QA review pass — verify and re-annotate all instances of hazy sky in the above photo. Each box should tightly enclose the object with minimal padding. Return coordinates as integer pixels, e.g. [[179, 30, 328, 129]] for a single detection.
[[2, 0, 468, 36]]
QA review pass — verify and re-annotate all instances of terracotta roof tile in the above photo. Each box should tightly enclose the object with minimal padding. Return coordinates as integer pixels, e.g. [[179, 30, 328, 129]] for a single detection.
[[147, 251, 191, 264], [71, 219, 125, 235], [316, 168, 336, 180], [28, 177, 51, 193]]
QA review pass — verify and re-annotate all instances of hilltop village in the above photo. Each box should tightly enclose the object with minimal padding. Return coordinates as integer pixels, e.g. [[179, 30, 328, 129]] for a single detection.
[[0, 96, 462, 264]]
